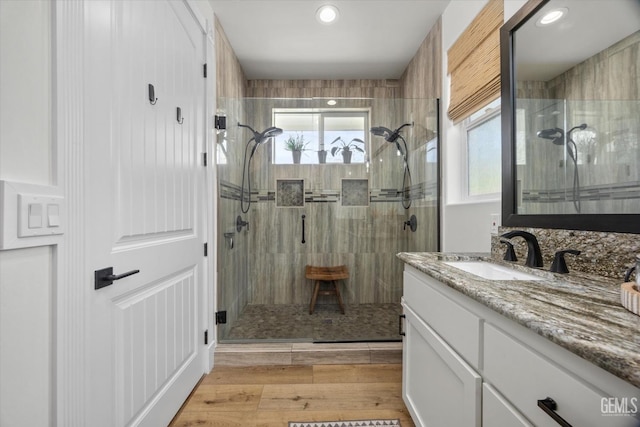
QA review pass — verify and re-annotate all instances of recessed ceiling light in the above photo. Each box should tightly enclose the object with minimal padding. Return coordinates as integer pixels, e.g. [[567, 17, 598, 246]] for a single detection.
[[316, 5, 339, 25], [537, 7, 568, 26], [327, 99, 337, 106]]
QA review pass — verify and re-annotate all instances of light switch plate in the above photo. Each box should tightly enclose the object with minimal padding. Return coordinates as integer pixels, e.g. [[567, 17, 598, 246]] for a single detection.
[[0, 180, 65, 250], [18, 194, 63, 237]]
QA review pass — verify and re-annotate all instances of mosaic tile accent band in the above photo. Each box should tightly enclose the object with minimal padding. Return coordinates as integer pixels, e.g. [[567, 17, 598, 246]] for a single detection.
[[220, 180, 437, 204], [522, 181, 640, 202], [219, 180, 243, 201]]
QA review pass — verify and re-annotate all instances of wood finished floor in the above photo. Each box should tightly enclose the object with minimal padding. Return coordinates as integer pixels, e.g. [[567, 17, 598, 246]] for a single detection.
[[170, 364, 415, 427]]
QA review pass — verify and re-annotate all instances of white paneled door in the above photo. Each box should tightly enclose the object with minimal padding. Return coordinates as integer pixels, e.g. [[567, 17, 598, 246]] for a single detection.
[[83, 1, 206, 426]]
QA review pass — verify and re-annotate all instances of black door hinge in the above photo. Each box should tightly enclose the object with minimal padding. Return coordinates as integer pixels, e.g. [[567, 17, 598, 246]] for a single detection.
[[215, 311, 227, 325], [204, 242, 208, 257], [203, 63, 207, 78], [202, 152, 207, 166], [204, 329, 209, 345]]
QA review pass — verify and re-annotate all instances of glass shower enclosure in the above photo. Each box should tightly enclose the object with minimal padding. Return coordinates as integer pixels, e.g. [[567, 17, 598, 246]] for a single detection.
[[215, 97, 439, 343]]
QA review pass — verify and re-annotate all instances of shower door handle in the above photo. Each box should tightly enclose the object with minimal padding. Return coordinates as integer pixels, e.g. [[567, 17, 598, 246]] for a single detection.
[[301, 214, 306, 244]]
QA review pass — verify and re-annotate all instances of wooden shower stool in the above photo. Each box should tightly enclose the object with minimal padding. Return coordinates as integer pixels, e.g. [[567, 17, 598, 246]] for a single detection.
[[305, 265, 349, 315]]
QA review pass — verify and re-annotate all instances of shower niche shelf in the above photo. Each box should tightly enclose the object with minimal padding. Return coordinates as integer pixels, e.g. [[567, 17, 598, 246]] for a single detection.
[[276, 179, 305, 208], [342, 179, 370, 207]]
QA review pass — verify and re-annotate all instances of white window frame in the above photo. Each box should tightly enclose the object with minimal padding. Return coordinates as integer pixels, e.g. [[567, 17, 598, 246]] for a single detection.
[[461, 100, 502, 201], [272, 108, 370, 165]]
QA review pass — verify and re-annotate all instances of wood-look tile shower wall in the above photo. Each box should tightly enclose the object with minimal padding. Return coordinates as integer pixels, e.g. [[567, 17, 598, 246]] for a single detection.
[[215, 17, 442, 310], [400, 17, 441, 254]]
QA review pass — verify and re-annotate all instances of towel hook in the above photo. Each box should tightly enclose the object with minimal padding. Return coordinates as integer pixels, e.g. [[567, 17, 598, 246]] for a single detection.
[[148, 83, 158, 105], [176, 107, 184, 124]]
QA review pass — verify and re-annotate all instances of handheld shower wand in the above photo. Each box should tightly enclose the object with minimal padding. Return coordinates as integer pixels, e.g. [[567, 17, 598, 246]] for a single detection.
[[537, 123, 587, 213], [370, 122, 414, 209], [238, 123, 283, 214]]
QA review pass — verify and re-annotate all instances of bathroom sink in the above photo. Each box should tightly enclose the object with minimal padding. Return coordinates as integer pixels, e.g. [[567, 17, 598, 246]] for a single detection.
[[443, 261, 543, 281]]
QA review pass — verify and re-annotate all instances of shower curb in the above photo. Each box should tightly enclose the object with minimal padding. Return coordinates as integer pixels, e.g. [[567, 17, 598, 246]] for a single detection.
[[213, 342, 402, 366]]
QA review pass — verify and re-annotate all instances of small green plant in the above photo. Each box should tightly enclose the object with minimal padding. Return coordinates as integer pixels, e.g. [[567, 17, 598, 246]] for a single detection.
[[283, 133, 310, 152], [330, 137, 365, 157]]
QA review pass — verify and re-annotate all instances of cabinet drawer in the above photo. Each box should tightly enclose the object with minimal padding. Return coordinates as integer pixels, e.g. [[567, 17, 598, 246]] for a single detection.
[[404, 267, 481, 368], [484, 324, 637, 427]]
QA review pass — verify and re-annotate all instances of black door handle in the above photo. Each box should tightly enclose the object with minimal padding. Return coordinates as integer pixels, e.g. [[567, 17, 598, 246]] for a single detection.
[[301, 214, 306, 244], [538, 397, 573, 427], [399, 314, 406, 336], [95, 267, 140, 290]]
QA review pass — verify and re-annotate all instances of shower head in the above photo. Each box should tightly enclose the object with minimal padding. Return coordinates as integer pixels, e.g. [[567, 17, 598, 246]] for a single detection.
[[537, 127, 564, 145], [537, 124, 588, 146], [256, 126, 284, 144], [238, 123, 283, 144], [567, 123, 587, 138], [370, 123, 413, 143], [370, 126, 394, 139]]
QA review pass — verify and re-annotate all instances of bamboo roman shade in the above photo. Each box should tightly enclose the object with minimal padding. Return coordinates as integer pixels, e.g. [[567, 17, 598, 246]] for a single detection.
[[447, 0, 503, 122]]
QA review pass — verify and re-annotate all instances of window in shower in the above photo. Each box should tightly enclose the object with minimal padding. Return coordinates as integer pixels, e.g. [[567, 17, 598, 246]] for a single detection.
[[272, 109, 369, 164]]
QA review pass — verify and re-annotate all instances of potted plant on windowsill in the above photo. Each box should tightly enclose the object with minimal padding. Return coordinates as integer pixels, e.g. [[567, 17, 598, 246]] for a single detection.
[[317, 149, 328, 164], [330, 137, 365, 164], [284, 133, 310, 164]]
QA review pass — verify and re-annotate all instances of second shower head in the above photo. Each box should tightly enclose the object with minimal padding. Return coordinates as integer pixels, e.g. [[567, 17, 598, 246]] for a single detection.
[[370, 123, 413, 143], [537, 127, 564, 145], [537, 123, 587, 146], [238, 123, 283, 144]]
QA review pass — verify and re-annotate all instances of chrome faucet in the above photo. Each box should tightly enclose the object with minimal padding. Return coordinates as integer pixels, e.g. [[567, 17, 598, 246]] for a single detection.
[[500, 230, 543, 268]]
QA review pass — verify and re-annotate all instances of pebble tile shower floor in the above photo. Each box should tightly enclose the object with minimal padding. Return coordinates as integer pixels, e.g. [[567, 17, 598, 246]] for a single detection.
[[224, 303, 403, 342]]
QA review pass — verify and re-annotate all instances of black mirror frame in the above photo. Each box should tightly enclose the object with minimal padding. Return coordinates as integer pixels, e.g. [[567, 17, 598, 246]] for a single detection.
[[500, 0, 640, 234]]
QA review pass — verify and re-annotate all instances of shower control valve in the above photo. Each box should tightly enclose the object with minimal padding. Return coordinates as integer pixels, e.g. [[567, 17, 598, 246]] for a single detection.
[[403, 215, 418, 232], [236, 215, 249, 232]]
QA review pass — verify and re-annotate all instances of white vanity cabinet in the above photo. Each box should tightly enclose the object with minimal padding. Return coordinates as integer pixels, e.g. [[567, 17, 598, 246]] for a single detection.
[[402, 265, 640, 427]]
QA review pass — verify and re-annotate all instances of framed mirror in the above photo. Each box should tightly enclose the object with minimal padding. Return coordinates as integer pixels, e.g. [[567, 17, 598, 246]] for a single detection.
[[501, 0, 640, 233]]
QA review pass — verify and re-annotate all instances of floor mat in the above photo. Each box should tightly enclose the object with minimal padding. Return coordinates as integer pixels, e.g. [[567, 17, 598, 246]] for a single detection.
[[289, 420, 401, 427]]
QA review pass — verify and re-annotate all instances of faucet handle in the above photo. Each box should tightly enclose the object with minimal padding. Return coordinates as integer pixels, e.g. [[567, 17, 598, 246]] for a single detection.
[[550, 249, 581, 274], [500, 239, 517, 262]]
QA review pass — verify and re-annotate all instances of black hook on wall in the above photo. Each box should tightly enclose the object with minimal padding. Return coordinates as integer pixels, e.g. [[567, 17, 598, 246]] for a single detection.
[[176, 107, 184, 124], [148, 84, 158, 105]]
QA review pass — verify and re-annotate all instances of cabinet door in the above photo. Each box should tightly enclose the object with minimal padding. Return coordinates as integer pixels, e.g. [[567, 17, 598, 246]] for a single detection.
[[483, 383, 534, 427], [402, 304, 481, 427]]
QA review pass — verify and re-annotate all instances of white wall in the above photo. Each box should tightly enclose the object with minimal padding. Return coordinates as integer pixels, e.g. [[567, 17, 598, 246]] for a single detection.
[[0, 1, 53, 426], [440, 0, 527, 253]]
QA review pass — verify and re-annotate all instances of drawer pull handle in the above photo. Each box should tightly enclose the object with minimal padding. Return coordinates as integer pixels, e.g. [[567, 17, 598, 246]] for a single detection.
[[538, 397, 573, 427], [399, 314, 406, 336]]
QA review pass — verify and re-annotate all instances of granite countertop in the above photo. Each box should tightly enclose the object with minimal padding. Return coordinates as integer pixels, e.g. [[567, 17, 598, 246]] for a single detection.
[[397, 251, 640, 388]]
